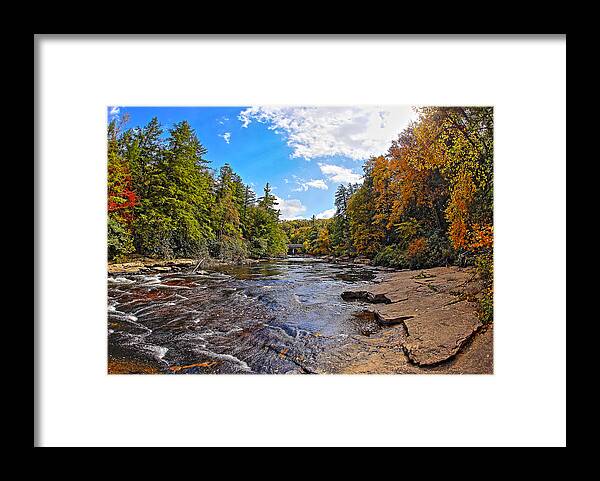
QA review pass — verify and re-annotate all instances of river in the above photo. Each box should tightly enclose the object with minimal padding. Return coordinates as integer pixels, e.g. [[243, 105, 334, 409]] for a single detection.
[[107, 257, 385, 374]]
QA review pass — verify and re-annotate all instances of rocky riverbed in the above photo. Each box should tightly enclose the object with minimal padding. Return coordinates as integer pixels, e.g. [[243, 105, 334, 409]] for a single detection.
[[107, 258, 492, 374]]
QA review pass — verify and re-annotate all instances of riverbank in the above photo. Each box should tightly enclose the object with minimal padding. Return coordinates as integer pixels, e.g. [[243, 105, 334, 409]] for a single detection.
[[107, 254, 378, 275], [330, 265, 493, 374], [107, 256, 262, 275]]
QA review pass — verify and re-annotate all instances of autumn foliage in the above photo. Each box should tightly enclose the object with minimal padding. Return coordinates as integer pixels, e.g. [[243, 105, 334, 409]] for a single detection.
[[316, 107, 494, 267], [107, 172, 136, 220], [470, 224, 494, 251]]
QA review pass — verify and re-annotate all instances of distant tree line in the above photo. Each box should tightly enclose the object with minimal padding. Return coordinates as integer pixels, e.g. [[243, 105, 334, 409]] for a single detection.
[[107, 117, 287, 263]]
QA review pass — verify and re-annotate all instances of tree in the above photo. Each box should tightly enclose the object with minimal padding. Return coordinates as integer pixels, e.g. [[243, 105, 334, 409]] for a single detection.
[[107, 117, 136, 260], [248, 183, 288, 257], [346, 160, 383, 257], [213, 164, 243, 240], [241, 185, 257, 238], [258, 182, 277, 211], [330, 185, 350, 255], [313, 225, 332, 255], [210, 163, 249, 260], [123, 119, 214, 258], [408, 107, 493, 250]]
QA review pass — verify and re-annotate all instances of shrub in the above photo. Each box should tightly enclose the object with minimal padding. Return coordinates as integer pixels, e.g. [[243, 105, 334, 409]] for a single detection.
[[209, 236, 249, 263], [373, 231, 456, 270], [424, 231, 455, 267], [475, 251, 493, 284], [479, 286, 494, 324], [107, 216, 135, 262], [475, 251, 494, 323], [373, 245, 409, 269], [394, 218, 422, 248], [250, 237, 269, 258], [406, 237, 428, 268]]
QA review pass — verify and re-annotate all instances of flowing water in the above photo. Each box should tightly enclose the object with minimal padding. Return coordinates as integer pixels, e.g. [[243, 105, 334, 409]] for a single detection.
[[108, 257, 383, 374]]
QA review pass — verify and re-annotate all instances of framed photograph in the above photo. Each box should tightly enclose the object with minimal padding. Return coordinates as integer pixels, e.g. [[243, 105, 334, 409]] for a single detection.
[[35, 34, 566, 447]]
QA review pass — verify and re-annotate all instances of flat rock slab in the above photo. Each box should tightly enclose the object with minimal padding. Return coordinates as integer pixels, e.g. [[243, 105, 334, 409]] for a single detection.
[[372, 292, 457, 325], [342, 266, 483, 366], [401, 300, 481, 365]]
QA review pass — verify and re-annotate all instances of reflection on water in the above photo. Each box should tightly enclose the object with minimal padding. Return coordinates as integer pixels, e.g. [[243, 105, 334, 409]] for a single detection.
[[108, 258, 380, 374]]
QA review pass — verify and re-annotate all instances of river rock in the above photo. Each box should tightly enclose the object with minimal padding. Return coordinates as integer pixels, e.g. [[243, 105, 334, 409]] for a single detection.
[[341, 290, 392, 303], [341, 281, 409, 304]]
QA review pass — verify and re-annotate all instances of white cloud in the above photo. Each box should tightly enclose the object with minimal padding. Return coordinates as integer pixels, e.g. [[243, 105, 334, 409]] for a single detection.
[[292, 178, 329, 192], [274, 196, 307, 220], [316, 208, 336, 219], [318, 163, 363, 184], [306, 179, 328, 190], [219, 132, 231, 144], [108, 106, 121, 121], [239, 112, 252, 128], [238, 106, 417, 160]]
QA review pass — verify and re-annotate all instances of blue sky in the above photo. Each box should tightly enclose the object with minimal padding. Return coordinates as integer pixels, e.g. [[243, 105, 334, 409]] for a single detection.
[[107, 106, 417, 219]]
